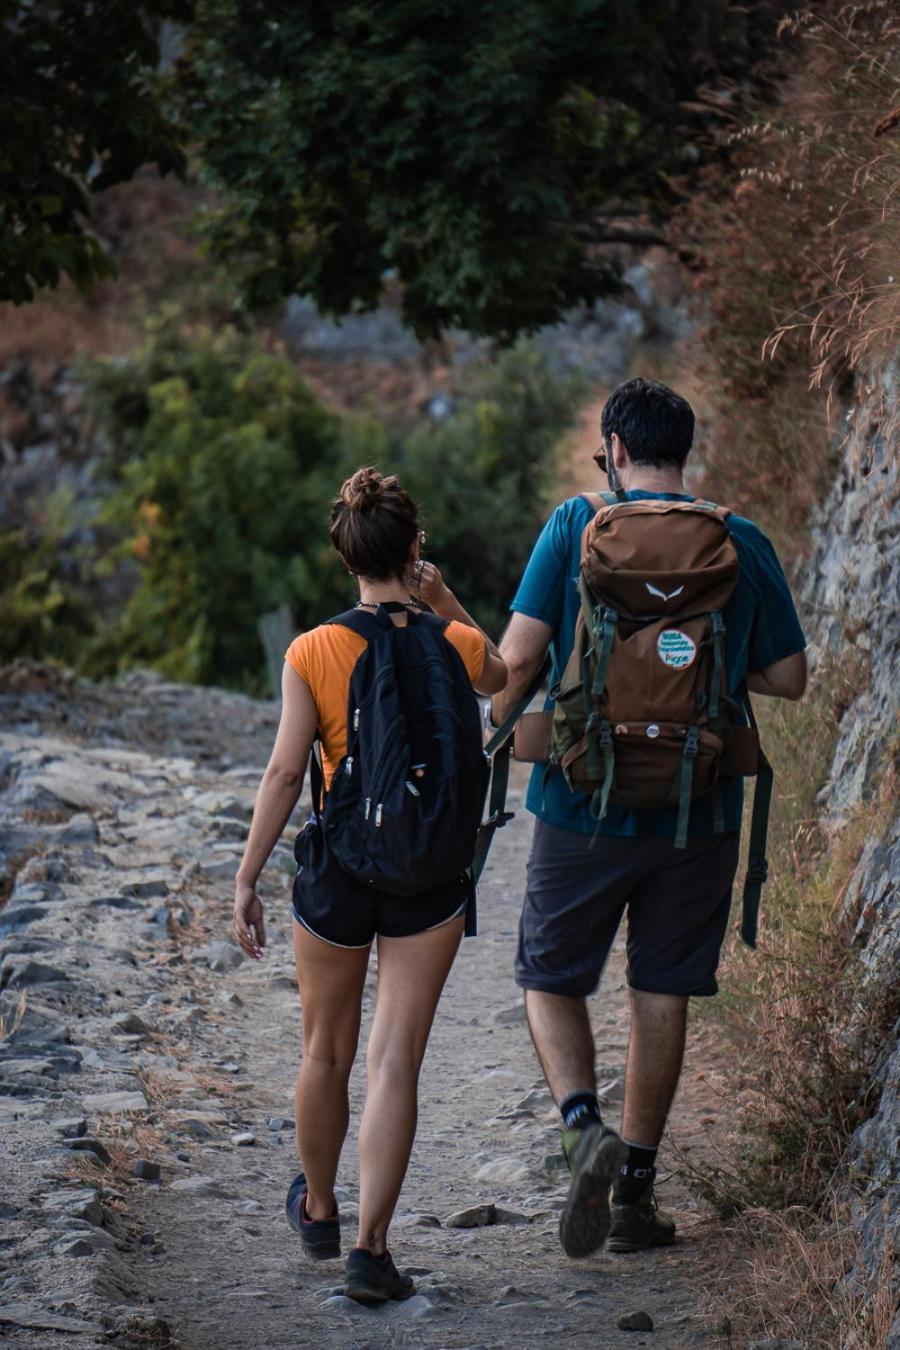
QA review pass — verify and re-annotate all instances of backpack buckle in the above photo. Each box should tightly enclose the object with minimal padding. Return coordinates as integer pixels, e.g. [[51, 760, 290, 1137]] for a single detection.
[[684, 727, 700, 758], [598, 720, 613, 749], [487, 809, 515, 831]]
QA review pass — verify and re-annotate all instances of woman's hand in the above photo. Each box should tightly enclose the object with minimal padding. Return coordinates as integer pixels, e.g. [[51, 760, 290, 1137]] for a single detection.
[[408, 558, 452, 613], [233, 880, 266, 960]]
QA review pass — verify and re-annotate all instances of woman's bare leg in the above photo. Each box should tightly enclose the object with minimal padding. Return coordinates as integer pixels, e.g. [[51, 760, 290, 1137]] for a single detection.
[[356, 915, 465, 1254], [292, 920, 370, 1220]]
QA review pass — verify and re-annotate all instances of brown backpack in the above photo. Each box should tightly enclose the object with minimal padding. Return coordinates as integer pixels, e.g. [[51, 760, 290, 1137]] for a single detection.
[[549, 492, 757, 849]]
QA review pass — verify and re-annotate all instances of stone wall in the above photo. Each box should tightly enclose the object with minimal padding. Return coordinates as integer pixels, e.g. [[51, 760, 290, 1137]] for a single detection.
[[802, 355, 899, 1339]]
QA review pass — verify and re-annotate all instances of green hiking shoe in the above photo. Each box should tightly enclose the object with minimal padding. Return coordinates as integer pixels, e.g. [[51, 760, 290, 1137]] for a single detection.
[[558, 1122, 628, 1258], [608, 1178, 676, 1253]]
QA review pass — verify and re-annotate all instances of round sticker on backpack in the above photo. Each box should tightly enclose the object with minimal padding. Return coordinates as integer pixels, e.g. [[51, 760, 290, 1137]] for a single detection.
[[657, 629, 697, 670]]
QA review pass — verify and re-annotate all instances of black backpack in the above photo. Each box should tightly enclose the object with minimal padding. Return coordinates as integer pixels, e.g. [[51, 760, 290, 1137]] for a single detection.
[[308, 602, 489, 898]]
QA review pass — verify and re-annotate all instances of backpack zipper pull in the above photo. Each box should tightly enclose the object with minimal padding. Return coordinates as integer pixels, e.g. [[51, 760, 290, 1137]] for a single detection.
[[353, 707, 360, 731], [375, 804, 383, 827]]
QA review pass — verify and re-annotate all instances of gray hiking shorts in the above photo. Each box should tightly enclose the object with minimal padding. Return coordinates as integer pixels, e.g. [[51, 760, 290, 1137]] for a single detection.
[[515, 820, 741, 999]]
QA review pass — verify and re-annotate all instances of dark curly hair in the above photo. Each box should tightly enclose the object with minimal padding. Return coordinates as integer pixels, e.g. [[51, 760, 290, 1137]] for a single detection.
[[330, 466, 420, 580], [600, 378, 695, 468]]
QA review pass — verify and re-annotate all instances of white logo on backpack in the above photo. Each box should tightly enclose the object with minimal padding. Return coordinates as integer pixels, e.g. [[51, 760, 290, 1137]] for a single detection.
[[657, 629, 697, 670], [646, 582, 685, 603]]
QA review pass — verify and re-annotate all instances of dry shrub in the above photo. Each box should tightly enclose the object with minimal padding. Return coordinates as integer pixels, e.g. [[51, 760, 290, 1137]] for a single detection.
[[711, 1200, 896, 1348], [0, 174, 225, 368], [689, 655, 897, 1215], [679, 0, 900, 548]]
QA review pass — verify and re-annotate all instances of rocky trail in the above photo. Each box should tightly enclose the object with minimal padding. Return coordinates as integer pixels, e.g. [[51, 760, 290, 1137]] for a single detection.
[[1, 663, 734, 1349]]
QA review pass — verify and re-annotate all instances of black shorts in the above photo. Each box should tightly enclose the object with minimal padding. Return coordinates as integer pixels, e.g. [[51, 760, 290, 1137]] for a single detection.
[[515, 820, 740, 998], [292, 818, 471, 949]]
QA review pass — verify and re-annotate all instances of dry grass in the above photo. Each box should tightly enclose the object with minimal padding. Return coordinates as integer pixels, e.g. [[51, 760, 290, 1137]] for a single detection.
[[678, 1, 900, 550], [764, 6, 900, 418], [686, 657, 896, 1208], [711, 1200, 897, 1348]]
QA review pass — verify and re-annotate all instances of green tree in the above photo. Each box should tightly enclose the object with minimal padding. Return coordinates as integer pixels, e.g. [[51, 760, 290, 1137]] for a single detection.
[[178, 0, 716, 339], [87, 316, 344, 691], [0, 0, 191, 303]]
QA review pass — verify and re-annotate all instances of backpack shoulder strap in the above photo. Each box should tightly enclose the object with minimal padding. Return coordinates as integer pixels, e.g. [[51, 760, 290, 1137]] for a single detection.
[[580, 490, 625, 513], [693, 499, 732, 524], [409, 608, 450, 635], [325, 607, 387, 639]]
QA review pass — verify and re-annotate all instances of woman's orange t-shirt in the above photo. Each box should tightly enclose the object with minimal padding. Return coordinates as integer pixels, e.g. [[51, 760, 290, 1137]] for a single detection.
[[285, 618, 486, 788]]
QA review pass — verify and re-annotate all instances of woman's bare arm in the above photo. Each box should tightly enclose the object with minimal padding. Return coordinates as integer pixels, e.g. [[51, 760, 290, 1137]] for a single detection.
[[233, 662, 317, 959], [410, 561, 507, 695]]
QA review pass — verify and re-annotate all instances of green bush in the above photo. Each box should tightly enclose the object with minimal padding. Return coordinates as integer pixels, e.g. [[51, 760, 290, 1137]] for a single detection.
[[0, 488, 98, 665], [388, 345, 584, 636], [86, 316, 345, 693], [80, 320, 582, 691]]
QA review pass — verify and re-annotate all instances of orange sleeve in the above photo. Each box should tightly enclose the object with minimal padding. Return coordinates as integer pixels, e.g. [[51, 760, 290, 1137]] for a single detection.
[[284, 633, 312, 683], [445, 621, 487, 685]]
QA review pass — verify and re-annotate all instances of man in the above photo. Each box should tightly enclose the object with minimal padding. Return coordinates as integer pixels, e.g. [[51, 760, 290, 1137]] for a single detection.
[[490, 377, 806, 1258]]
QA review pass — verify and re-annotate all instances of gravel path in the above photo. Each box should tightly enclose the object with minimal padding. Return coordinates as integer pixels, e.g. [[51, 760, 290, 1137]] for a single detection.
[[0, 665, 728, 1349]]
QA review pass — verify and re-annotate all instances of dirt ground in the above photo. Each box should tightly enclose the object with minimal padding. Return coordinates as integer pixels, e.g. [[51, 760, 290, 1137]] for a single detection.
[[0, 666, 735, 1350]]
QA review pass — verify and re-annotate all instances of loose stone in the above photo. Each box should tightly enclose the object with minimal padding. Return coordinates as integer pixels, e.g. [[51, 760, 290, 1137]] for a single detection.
[[132, 1160, 162, 1181], [618, 1310, 654, 1331]]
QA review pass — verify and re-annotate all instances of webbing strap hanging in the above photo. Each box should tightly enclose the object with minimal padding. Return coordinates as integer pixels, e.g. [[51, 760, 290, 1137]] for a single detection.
[[708, 613, 725, 721], [674, 727, 700, 850], [741, 745, 773, 949], [578, 574, 597, 641], [471, 661, 551, 911], [589, 720, 615, 840], [591, 608, 617, 699]]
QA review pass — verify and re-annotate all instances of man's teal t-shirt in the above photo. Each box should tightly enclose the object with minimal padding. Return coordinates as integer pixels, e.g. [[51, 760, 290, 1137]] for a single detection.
[[511, 490, 806, 838]]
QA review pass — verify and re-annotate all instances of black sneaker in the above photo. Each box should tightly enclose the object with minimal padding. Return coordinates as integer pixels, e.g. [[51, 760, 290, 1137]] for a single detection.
[[344, 1247, 415, 1305], [608, 1177, 677, 1253], [558, 1122, 628, 1258], [285, 1172, 341, 1260]]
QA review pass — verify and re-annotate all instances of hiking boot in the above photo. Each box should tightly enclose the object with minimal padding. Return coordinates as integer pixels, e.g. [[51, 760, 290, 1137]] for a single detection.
[[344, 1247, 415, 1304], [608, 1178, 677, 1253], [558, 1122, 628, 1258], [285, 1172, 341, 1260]]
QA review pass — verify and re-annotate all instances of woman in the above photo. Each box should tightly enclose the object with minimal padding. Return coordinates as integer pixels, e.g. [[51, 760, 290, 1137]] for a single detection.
[[232, 467, 507, 1304]]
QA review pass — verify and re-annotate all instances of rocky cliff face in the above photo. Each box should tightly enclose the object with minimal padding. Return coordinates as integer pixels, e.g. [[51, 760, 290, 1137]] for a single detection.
[[802, 356, 900, 1337]]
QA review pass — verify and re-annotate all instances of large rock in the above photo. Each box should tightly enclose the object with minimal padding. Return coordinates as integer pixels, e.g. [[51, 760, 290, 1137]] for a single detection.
[[0, 956, 71, 990], [82, 1089, 149, 1115], [801, 355, 900, 1339]]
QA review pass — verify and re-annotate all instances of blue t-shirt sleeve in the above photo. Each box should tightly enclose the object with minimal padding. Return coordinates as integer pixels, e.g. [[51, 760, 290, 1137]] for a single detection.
[[736, 520, 807, 670], [510, 500, 578, 631]]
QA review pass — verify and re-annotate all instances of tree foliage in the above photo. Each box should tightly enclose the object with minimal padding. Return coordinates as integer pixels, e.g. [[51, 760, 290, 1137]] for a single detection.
[[85, 314, 342, 691], [0, 0, 190, 303], [79, 318, 580, 690], [178, 0, 709, 338]]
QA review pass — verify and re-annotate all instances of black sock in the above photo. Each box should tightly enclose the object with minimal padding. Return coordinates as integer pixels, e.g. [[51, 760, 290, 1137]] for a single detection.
[[559, 1090, 602, 1131], [614, 1140, 658, 1200]]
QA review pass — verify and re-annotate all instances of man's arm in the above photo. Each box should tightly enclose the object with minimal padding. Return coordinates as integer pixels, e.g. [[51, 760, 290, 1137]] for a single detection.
[[746, 650, 807, 701], [490, 612, 553, 725]]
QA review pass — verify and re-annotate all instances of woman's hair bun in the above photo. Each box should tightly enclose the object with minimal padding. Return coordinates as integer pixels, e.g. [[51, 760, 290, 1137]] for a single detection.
[[330, 464, 419, 581], [342, 466, 393, 512]]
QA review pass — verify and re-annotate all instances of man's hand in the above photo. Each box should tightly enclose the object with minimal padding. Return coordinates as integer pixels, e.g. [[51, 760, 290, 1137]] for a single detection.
[[233, 880, 266, 960]]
